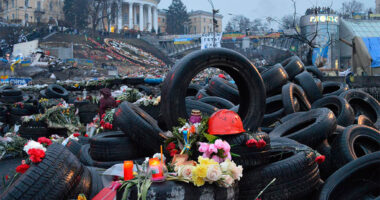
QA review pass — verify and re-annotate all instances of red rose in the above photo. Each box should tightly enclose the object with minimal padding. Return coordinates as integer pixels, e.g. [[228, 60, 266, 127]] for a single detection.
[[16, 164, 30, 174], [101, 114, 106, 119], [246, 139, 258, 148], [257, 139, 267, 149], [5, 175, 9, 181], [94, 118, 99, 123], [109, 124, 113, 129], [73, 133, 80, 137], [170, 149, 178, 157], [166, 142, 176, 151], [116, 100, 121, 104], [315, 155, 326, 164], [100, 119, 105, 125], [37, 137, 52, 146], [27, 149, 45, 163], [84, 134, 89, 137], [105, 123, 111, 129]]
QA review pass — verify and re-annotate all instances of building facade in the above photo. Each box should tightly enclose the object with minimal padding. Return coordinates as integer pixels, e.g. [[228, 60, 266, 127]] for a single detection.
[[377, 0, 380, 14], [157, 9, 166, 33], [113, 0, 160, 33], [0, 0, 64, 25], [188, 10, 222, 34]]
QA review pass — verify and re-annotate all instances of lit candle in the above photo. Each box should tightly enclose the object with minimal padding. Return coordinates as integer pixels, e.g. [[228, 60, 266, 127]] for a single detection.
[[149, 158, 164, 181], [124, 161, 133, 181]]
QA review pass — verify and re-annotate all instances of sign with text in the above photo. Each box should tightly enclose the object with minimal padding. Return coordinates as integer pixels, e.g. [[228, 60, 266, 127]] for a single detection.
[[201, 33, 223, 49], [1, 77, 32, 85]]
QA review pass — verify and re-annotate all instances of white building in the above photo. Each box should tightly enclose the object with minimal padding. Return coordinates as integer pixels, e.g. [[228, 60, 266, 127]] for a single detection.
[[116, 0, 160, 33]]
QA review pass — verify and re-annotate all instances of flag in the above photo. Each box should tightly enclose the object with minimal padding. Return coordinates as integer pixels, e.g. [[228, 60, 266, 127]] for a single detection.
[[10, 59, 22, 72]]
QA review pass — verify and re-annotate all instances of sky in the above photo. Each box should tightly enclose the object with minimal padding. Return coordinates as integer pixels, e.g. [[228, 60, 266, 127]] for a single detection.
[[158, 0, 376, 30]]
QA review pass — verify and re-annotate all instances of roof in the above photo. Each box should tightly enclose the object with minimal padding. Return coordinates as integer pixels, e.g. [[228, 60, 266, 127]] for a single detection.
[[343, 19, 380, 37], [188, 10, 223, 18]]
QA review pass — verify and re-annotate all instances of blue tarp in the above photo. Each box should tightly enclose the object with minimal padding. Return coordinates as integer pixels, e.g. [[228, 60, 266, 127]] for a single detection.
[[312, 46, 329, 65], [362, 37, 380, 68]]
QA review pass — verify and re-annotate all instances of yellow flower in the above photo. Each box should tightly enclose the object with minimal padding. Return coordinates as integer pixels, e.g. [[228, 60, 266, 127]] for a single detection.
[[192, 176, 205, 187], [192, 164, 208, 178], [198, 156, 218, 166], [77, 194, 87, 200], [74, 83, 79, 88]]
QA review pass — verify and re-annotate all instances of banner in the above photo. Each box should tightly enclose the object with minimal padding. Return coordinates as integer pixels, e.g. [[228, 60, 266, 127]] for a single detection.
[[312, 46, 329, 66], [174, 38, 193, 45], [1, 77, 32, 85], [201, 33, 223, 49]]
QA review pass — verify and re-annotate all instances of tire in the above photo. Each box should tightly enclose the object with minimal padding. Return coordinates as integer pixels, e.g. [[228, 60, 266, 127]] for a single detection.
[[45, 84, 69, 99], [316, 140, 334, 180], [306, 66, 324, 80], [0, 144, 84, 200], [160, 48, 266, 132], [322, 82, 349, 97], [185, 99, 219, 116], [340, 89, 380, 129], [0, 95, 23, 104], [89, 131, 148, 161], [40, 89, 48, 99], [281, 56, 305, 80], [261, 65, 289, 95], [70, 166, 92, 199], [199, 96, 235, 109], [114, 102, 163, 153], [294, 71, 323, 103], [315, 78, 323, 93], [206, 76, 240, 104], [66, 139, 83, 158], [239, 148, 320, 200], [0, 86, 22, 96], [282, 83, 311, 114], [116, 181, 239, 200], [331, 125, 380, 170], [356, 115, 375, 128], [87, 167, 105, 199], [122, 77, 145, 85], [80, 144, 122, 168], [18, 126, 49, 140], [219, 132, 270, 146], [78, 136, 90, 145], [136, 85, 152, 95], [79, 112, 97, 124], [270, 108, 337, 148], [312, 96, 355, 127], [139, 104, 160, 120], [319, 152, 380, 200], [262, 95, 285, 127], [195, 89, 209, 100], [230, 105, 239, 113], [186, 84, 202, 97]]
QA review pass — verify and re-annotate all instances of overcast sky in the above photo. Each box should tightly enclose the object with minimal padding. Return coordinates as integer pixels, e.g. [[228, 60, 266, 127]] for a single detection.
[[158, 0, 376, 30]]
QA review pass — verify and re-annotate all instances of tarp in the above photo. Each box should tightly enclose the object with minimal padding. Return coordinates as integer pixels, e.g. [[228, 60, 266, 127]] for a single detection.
[[362, 37, 380, 68], [12, 40, 38, 57], [352, 37, 372, 75]]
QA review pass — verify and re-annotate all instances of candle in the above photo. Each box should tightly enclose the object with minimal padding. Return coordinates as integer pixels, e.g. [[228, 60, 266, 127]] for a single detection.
[[149, 158, 164, 181], [189, 109, 202, 124], [160, 145, 163, 165], [124, 161, 133, 181]]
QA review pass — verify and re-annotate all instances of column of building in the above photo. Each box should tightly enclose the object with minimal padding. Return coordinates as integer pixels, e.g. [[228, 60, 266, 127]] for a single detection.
[[117, 1, 158, 33]]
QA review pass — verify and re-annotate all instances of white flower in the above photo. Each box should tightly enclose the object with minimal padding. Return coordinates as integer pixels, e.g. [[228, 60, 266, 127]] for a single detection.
[[221, 175, 234, 186], [206, 164, 222, 182], [178, 123, 190, 133], [23, 140, 46, 153], [178, 165, 194, 180], [231, 165, 243, 181], [220, 159, 233, 172]]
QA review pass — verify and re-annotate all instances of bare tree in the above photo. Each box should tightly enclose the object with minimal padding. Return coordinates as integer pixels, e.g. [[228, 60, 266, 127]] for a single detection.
[[88, 0, 116, 34], [340, 0, 364, 18], [281, 14, 300, 30]]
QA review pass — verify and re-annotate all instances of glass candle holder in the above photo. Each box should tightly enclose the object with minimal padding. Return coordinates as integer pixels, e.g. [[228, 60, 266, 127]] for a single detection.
[[124, 161, 134, 181], [189, 109, 202, 124], [148, 158, 167, 182]]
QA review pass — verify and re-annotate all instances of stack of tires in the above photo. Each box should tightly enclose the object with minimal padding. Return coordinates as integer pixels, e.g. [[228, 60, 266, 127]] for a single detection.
[[0, 144, 103, 200], [18, 120, 49, 140], [66, 131, 148, 169], [77, 102, 99, 124], [40, 84, 69, 100]]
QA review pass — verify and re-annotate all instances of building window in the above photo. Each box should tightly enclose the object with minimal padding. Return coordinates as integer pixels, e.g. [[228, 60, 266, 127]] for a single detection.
[[37, 1, 41, 10], [25, 0, 29, 7], [49, 2, 53, 11], [203, 18, 205, 22], [12, 14, 14, 19], [204, 26, 206, 33], [12, 0, 14, 8], [25, 13, 29, 22]]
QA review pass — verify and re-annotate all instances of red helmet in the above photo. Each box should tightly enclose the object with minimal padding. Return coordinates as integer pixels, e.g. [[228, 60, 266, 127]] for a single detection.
[[218, 74, 226, 79], [208, 109, 245, 135]]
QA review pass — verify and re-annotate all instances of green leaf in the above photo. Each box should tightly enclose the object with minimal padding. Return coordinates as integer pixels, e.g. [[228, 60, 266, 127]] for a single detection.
[[203, 133, 218, 143], [230, 152, 241, 157]]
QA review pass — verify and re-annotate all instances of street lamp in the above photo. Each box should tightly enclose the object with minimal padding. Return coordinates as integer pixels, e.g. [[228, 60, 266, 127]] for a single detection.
[[208, 0, 219, 47]]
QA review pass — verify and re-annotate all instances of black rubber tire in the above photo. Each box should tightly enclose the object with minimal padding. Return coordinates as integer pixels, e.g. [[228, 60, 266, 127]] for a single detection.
[[0, 144, 84, 200], [45, 84, 69, 99], [312, 96, 355, 127], [230, 105, 239, 113], [136, 85, 152, 95], [70, 165, 91, 199], [89, 131, 148, 161], [9, 107, 35, 116], [294, 71, 323, 103], [356, 115, 375, 128], [80, 144, 122, 168], [0, 86, 22, 96], [331, 125, 380, 170], [315, 78, 323, 93], [282, 83, 311, 114], [319, 152, 380, 200], [185, 99, 219, 116], [116, 181, 239, 200], [261, 64, 289, 95], [160, 48, 266, 132], [322, 81, 349, 97], [139, 104, 161, 120], [306, 66, 324, 80], [206, 76, 240, 104], [239, 148, 320, 200], [199, 96, 235, 109], [186, 84, 202, 97], [281, 56, 305, 80], [78, 136, 90, 145], [66, 139, 83, 158], [270, 108, 337, 148], [195, 88, 210, 100], [219, 132, 270, 146], [87, 167, 105, 199], [39, 89, 48, 99], [114, 102, 163, 153], [0, 95, 23, 104], [340, 89, 380, 129], [122, 77, 145, 85], [262, 95, 285, 127], [316, 139, 335, 180], [18, 126, 49, 140], [276, 111, 307, 125], [79, 112, 97, 124]]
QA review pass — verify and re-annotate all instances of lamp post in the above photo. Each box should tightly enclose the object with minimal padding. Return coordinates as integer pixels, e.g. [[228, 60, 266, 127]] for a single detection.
[[208, 0, 219, 47]]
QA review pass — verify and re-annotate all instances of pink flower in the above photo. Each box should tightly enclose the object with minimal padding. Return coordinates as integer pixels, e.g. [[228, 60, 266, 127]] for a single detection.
[[224, 152, 232, 160], [257, 139, 267, 148], [222, 141, 231, 152], [202, 152, 211, 158], [211, 155, 223, 163], [246, 139, 258, 148], [214, 139, 225, 149], [208, 144, 218, 154], [198, 142, 209, 153]]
